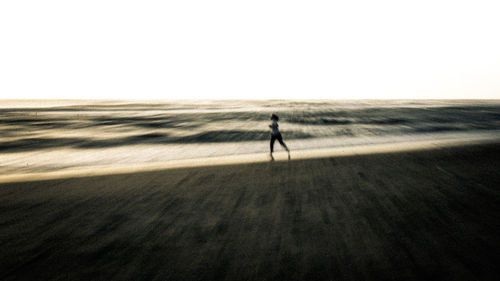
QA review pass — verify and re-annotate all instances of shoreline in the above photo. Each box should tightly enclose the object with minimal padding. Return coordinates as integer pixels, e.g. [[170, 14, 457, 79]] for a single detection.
[[1, 134, 498, 183]]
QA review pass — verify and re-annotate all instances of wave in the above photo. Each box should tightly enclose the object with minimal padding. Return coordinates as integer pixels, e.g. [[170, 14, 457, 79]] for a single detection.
[[1, 100, 499, 153]]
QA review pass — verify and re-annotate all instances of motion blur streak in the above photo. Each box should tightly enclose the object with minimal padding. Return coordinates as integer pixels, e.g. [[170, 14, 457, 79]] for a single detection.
[[1, 100, 499, 174]]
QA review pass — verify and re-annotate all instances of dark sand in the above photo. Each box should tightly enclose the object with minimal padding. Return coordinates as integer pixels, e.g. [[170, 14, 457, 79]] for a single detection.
[[1, 143, 500, 281]]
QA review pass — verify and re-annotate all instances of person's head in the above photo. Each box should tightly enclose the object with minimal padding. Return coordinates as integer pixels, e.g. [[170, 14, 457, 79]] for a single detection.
[[270, 114, 279, 121]]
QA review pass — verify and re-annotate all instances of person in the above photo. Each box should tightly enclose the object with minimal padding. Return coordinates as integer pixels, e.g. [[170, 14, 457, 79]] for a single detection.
[[269, 114, 290, 160]]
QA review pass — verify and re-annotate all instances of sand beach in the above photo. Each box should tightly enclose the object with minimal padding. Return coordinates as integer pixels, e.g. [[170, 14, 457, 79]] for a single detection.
[[1, 140, 499, 280]]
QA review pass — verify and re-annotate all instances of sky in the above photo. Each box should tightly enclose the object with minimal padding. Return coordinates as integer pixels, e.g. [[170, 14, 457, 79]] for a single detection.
[[1, 0, 499, 100]]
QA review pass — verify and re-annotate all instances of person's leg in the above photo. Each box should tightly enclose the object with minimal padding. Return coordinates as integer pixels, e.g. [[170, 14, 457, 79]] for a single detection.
[[277, 134, 291, 160], [277, 134, 289, 151], [270, 135, 276, 153]]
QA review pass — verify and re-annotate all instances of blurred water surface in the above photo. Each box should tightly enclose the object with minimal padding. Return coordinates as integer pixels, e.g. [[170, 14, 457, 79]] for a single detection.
[[1, 100, 499, 174]]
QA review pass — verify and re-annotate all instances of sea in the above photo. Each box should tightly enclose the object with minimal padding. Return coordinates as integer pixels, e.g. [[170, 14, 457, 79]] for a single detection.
[[1, 100, 499, 175]]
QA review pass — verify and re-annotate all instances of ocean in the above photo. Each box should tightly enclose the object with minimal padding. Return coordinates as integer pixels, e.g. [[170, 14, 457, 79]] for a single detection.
[[1, 100, 499, 175]]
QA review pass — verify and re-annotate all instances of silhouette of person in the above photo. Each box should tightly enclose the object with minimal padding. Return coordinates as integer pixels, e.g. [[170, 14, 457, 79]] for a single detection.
[[269, 114, 290, 160]]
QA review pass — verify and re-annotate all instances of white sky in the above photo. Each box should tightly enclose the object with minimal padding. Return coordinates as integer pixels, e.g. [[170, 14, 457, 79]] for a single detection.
[[1, 0, 499, 100]]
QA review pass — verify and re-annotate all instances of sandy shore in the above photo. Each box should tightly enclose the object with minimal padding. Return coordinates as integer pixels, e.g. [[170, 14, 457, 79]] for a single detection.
[[1, 142, 500, 280], [1, 133, 499, 184]]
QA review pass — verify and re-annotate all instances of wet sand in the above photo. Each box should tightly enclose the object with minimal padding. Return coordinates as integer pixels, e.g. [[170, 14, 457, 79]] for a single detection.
[[1, 142, 500, 280]]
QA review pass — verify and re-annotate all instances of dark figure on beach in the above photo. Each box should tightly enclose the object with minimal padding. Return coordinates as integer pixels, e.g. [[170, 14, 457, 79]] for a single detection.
[[269, 114, 290, 161]]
